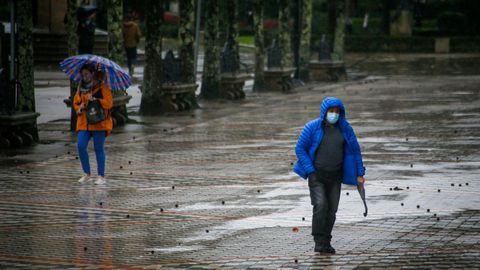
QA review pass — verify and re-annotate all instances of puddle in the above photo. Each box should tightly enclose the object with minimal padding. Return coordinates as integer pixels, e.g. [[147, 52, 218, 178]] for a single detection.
[[144, 245, 203, 253], [176, 165, 480, 249]]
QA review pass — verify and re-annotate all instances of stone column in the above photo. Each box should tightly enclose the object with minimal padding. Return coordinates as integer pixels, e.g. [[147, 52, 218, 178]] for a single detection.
[[200, 0, 221, 99], [140, 0, 164, 114], [253, 0, 265, 91]]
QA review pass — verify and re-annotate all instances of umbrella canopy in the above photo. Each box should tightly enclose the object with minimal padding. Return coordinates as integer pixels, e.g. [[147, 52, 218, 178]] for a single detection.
[[60, 54, 132, 91]]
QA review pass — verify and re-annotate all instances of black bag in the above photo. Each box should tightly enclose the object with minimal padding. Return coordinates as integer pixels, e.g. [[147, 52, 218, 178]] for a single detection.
[[86, 99, 106, 124]]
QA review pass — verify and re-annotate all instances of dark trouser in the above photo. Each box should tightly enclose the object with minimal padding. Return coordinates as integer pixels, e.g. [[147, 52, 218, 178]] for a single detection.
[[125, 47, 137, 73], [79, 44, 94, 55], [309, 169, 342, 244]]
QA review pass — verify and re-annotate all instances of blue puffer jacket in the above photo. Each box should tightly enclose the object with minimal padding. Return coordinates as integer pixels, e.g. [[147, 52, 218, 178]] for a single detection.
[[293, 97, 365, 186]]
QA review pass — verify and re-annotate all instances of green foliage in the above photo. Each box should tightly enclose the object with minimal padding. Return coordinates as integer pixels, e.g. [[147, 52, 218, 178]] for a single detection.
[[412, 20, 438, 35], [311, 1, 328, 34], [264, 29, 279, 47], [437, 12, 467, 36], [344, 36, 434, 53], [238, 35, 254, 45], [0, 4, 9, 21], [161, 24, 179, 38], [451, 37, 480, 52], [343, 35, 480, 53], [239, 25, 254, 36], [263, 0, 280, 19], [351, 17, 383, 35]]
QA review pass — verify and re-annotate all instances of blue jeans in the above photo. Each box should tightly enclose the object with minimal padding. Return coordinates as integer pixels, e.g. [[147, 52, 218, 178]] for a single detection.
[[77, 131, 106, 177]]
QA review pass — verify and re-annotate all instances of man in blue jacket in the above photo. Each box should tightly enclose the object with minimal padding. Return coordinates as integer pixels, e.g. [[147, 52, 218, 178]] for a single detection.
[[294, 97, 366, 254]]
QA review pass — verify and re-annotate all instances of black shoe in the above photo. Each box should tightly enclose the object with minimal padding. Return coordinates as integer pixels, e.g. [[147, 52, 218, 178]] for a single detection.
[[314, 242, 323, 252], [319, 243, 336, 254]]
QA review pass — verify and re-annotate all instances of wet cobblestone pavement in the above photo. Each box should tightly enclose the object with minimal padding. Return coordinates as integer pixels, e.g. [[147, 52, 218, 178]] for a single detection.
[[1, 74, 480, 269]]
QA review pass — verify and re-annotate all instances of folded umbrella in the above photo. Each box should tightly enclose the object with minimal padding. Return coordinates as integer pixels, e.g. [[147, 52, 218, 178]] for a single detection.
[[357, 182, 368, 217]]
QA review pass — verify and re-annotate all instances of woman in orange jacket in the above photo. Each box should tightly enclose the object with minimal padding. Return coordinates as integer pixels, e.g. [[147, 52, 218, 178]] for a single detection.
[[73, 64, 113, 185]]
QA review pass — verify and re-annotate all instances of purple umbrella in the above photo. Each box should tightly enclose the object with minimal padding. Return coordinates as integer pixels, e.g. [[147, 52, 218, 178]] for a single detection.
[[60, 54, 132, 91]]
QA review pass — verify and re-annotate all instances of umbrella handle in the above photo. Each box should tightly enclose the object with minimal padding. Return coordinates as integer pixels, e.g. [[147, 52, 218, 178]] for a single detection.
[[362, 199, 368, 217]]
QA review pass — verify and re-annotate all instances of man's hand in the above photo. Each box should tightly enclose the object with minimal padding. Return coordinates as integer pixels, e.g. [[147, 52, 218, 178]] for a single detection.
[[357, 176, 366, 184]]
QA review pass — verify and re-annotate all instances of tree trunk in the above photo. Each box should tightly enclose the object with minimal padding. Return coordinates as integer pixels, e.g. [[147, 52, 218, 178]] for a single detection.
[[327, 0, 337, 49], [278, 0, 292, 68], [107, 0, 125, 63], [140, 0, 164, 115], [299, 0, 312, 81], [179, 0, 195, 83], [16, 0, 35, 113], [66, 0, 79, 131], [226, 0, 240, 71], [200, 0, 221, 99], [66, 0, 78, 56], [292, 0, 300, 78], [382, 0, 391, 35], [217, 0, 228, 45], [332, 0, 345, 61], [253, 0, 265, 91], [178, 0, 198, 109]]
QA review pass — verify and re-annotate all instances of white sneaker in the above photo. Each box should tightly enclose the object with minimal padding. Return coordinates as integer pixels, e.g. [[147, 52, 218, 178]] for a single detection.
[[94, 176, 106, 185], [78, 174, 91, 183]]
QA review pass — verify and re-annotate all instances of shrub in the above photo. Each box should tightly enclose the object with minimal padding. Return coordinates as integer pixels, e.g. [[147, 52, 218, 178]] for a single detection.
[[437, 12, 466, 36]]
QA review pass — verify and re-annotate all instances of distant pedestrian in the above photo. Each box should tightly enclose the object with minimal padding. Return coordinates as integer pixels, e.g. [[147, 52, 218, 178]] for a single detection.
[[293, 97, 366, 254], [122, 13, 142, 76], [73, 64, 113, 185], [77, 5, 97, 54]]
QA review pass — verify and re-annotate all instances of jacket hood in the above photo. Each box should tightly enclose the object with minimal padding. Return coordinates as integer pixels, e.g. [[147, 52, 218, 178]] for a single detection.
[[123, 21, 135, 27], [319, 97, 346, 124]]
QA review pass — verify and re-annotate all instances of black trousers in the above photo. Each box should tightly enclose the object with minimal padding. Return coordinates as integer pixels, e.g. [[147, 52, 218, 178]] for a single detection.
[[308, 169, 342, 244], [125, 47, 137, 70], [79, 44, 94, 55]]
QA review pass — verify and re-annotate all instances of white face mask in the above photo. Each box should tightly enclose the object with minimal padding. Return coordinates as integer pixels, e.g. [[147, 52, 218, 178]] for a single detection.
[[326, 112, 339, 124]]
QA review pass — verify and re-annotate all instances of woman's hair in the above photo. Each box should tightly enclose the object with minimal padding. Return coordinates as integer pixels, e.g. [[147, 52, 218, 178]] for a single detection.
[[80, 63, 96, 74]]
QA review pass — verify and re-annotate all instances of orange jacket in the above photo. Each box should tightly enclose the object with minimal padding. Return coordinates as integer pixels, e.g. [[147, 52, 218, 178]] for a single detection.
[[73, 82, 113, 134], [123, 21, 142, 48]]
